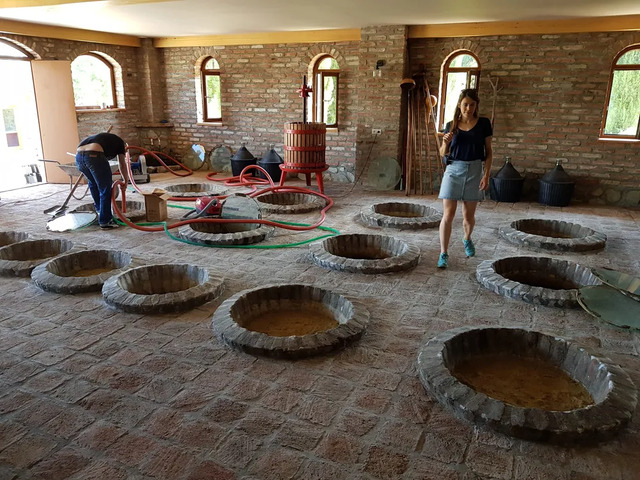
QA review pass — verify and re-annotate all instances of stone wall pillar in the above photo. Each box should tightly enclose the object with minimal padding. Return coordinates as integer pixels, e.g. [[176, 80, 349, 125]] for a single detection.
[[138, 38, 166, 123], [356, 26, 408, 183]]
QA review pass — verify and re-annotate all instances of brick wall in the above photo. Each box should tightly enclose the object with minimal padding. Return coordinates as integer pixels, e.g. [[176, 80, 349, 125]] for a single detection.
[[356, 26, 407, 184], [1, 33, 143, 147], [409, 32, 640, 206], [162, 41, 360, 175]]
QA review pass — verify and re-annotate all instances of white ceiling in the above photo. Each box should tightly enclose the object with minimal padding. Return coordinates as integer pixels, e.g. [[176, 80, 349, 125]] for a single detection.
[[1, 0, 640, 38]]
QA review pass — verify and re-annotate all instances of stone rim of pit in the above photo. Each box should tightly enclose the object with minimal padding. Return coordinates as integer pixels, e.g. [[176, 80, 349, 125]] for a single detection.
[[255, 192, 326, 214], [309, 233, 420, 274], [418, 326, 637, 443], [212, 283, 370, 359], [0, 230, 31, 247], [163, 183, 228, 197], [102, 263, 224, 313], [0, 239, 80, 277], [476, 256, 601, 308], [31, 249, 141, 294], [360, 202, 442, 230], [499, 218, 606, 252], [177, 224, 274, 245]]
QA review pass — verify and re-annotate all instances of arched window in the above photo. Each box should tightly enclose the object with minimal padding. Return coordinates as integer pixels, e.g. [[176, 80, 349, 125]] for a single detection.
[[438, 51, 481, 130], [71, 52, 117, 109], [0, 38, 33, 61], [201, 57, 221, 122], [601, 45, 640, 139], [311, 55, 339, 128]]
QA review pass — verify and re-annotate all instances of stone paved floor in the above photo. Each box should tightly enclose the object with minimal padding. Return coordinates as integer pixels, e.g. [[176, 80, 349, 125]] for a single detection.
[[0, 172, 639, 479]]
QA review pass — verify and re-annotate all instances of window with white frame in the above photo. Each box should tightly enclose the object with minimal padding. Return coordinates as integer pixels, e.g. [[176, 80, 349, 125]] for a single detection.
[[201, 57, 222, 122], [438, 51, 481, 130], [71, 52, 118, 110], [310, 55, 339, 128], [601, 45, 640, 139]]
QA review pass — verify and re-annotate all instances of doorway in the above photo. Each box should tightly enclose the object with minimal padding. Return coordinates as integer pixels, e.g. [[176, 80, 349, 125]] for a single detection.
[[0, 40, 43, 192]]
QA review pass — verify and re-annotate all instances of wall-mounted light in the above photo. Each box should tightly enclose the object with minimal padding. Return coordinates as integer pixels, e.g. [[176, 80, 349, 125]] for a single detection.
[[373, 59, 385, 77]]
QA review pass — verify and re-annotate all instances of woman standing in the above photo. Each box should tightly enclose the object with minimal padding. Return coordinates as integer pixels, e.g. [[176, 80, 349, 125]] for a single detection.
[[437, 89, 493, 268]]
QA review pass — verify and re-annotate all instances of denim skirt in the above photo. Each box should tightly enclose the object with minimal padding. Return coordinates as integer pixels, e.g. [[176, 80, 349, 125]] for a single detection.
[[438, 160, 484, 202]]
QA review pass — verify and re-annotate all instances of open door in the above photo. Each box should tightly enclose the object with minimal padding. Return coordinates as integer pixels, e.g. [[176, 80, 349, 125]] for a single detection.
[[31, 60, 80, 184]]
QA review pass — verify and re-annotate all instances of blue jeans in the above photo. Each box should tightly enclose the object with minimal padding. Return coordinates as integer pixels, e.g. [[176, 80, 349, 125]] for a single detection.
[[75, 151, 114, 225]]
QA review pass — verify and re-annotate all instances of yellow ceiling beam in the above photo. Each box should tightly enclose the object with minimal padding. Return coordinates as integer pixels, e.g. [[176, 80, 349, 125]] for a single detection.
[[154, 28, 361, 48], [0, 0, 96, 6], [0, 18, 140, 46], [409, 14, 640, 38], [0, 0, 171, 6]]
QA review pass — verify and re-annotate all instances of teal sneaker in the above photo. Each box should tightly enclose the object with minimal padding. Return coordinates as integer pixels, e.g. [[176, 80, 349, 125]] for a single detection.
[[437, 252, 449, 269], [463, 239, 475, 257]]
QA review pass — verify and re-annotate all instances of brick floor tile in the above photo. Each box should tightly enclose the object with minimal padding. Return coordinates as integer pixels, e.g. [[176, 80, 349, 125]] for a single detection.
[[8, 337, 48, 358], [3, 360, 44, 384], [298, 459, 357, 480], [335, 407, 380, 436], [23, 369, 71, 392], [275, 367, 319, 391], [51, 378, 98, 403], [74, 420, 127, 451], [377, 419, 425, 451], [352, 387, 392, 415], [65, 332, 103, 351], [272, 419, 325, 451], [28, 446, 92, 480], [175, 418, 226, 449], [310, 375, 354, 401], [315, 431, 362, 464], [67, 460, 129, 480], [202, 397, 250, 422], [31, 346, 76, 366], [170, 388, 220, 412], [295, 394, 342, 426], [0, 390, 36, 415], [107, 369, 152, 393], [108, 396, 156, 428], [228, 377, 270, 401], [139, 444, 195, 479], [139, 354, 176, 374], [236, 409, 284, 437], [213, 432, 262, 470], [421, 432, 468, 463], [141, 408, 186, 439], [78, 388, 125, 415], [0, 421, 27, 451], [104, 432, 159, 467], [57, 353, 100, 375], [162, 361, 207, 383], [137, 376, 184, 403], [0, 432, 58, 468], [84, 340, 122, 360], [260, 387, 302, 414], [185, 460, 235, 480], [110, 346, 153, 366], [246, 448, 305, 480], [42, 407, 95, 439], [363, 446, 409, 480], [465, 442, 514, 480], [12, 399, 66, 428]]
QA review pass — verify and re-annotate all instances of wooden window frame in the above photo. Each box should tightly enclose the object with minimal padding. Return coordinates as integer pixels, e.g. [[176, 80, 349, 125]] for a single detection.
[[72, 52, 117, 110], [201, 56, 222, 123], [600, 44, 640, 140], [312, 55, 340, 128], [438, 51, 481, 131]]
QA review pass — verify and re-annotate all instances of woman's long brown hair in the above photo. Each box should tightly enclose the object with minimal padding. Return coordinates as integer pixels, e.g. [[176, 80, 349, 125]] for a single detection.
[[450, 88, 480, 134]]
